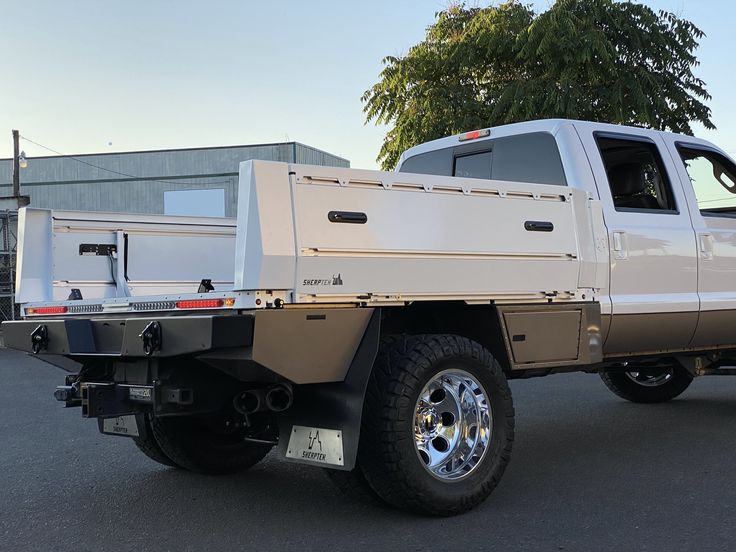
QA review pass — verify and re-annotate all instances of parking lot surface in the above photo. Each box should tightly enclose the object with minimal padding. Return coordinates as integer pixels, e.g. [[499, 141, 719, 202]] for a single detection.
[[1, 347, 735, 551]]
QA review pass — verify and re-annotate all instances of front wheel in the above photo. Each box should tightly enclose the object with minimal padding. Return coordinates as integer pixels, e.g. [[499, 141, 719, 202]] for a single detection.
[[358, 334, 515, 516], [599, 364, 693, 403]]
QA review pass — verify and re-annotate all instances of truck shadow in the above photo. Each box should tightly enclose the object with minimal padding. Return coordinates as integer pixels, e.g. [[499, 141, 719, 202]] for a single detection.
[[72, 391, 736, 526], [15, 376, 733, 551]]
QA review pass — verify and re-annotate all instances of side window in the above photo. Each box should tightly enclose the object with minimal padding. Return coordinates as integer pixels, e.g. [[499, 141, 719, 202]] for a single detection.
[[597, 136, 676, 212], [454, 151, 491, 179], [677, 146, 736, 214]]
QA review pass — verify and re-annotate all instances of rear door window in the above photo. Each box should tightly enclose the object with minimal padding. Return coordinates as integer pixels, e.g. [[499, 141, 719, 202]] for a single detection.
[[596, 136, 677, 212]]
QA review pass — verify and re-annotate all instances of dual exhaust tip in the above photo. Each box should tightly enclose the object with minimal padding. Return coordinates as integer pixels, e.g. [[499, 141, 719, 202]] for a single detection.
[[234, 384, 293, 415]]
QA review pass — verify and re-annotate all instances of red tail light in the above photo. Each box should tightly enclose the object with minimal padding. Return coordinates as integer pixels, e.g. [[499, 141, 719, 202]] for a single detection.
[[175, 299, 225, 309], [26, 306, 68, 315]]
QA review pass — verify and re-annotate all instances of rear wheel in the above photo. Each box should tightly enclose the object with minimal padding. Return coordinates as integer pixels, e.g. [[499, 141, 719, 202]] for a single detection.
[[600, 364, 693, 403], [132, 414, 178, 468], [151, 412, 274, 474], [358, 334, 515, 516]]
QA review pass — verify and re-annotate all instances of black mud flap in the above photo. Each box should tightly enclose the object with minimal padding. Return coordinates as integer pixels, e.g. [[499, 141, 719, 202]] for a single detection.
[[277, 309, 380, 471]]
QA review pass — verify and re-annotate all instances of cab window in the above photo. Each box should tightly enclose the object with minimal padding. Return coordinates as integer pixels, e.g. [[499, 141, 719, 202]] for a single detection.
[[677, 146, 736, 215], [454, 151, 491, 179], [399, 132, 566, 186]]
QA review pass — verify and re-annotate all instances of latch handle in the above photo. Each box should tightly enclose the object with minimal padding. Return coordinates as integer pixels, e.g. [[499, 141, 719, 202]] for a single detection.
[[30, 324, 49, 354], [139, 321, 162, 356]]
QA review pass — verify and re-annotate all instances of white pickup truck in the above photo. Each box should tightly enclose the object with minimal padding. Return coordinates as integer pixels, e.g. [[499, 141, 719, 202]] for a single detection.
[[4, 119, 736, 516]]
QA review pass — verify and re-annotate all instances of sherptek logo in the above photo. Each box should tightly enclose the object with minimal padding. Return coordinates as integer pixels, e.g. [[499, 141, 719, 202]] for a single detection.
[[302, 273, 344, 286], [308, 431, 322, 451]]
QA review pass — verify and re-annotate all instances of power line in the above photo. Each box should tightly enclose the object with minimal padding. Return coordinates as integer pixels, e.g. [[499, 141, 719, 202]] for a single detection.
[[19, 135, 234, 186], [697, 197, 736, 204]]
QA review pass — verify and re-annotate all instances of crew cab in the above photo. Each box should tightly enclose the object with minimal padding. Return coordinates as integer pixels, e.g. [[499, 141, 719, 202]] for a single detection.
[[4, 119, 736, 516]]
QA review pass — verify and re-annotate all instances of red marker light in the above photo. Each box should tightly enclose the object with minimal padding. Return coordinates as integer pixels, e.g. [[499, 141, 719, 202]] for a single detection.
[[175, 299, 225, 309], [458, 129, 491, 142], [26, 306, 68, 315]]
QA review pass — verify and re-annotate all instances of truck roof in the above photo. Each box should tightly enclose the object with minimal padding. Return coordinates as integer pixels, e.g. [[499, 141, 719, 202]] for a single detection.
[[396, 118, 713, 169]]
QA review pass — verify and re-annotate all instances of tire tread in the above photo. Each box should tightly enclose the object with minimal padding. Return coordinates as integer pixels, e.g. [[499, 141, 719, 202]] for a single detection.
[[359, 334, 515, 516], [600, 366, 693, 403]]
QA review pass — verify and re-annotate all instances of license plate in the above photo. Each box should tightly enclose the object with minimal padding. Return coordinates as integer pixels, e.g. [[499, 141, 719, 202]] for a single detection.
[[102, 415, 140, 437], [285, 425, 344, 466]]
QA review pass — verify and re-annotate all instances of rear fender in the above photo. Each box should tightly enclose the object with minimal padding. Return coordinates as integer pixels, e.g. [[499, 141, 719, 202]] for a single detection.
[[276, 309, 380, 471]]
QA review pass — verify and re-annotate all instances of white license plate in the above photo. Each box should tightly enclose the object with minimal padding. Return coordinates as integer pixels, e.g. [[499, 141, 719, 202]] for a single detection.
[[285, 425, 344, 466], [102, 415, 140, 437]]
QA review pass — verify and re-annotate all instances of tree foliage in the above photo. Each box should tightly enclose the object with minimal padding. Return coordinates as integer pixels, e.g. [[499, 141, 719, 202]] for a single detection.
[[363, 0, 714, 169]]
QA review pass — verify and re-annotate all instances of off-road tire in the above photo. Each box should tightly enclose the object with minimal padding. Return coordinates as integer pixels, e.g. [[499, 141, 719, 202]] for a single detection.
[[151, 415, 273, 474], [358, 334, 515, 516], [132, 414, 178, 468], [600, 365, 693, 403], [322, 336, 403, 505]]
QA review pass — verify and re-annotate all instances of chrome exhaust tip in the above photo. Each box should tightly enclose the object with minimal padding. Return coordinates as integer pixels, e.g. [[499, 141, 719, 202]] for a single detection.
[[265, 384, 293, 412]]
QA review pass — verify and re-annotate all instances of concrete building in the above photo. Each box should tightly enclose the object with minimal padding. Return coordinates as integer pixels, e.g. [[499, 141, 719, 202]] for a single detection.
[[0, 141, 349, 320]]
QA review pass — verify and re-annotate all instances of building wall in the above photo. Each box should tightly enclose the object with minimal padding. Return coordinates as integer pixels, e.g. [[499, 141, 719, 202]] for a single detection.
[[0, 142, 348, 218]]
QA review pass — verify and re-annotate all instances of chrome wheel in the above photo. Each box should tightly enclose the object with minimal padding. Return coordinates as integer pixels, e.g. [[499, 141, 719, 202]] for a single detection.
[[413, 369, 492, 481], [625, 368, 674, 387]]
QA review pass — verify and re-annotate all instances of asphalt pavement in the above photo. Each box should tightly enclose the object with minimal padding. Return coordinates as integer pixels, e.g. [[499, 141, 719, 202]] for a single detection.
[[1, 346, 735, 552]]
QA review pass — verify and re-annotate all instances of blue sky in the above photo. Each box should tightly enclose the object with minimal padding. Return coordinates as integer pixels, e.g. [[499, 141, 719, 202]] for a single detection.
[[1, 0, 734, 169]]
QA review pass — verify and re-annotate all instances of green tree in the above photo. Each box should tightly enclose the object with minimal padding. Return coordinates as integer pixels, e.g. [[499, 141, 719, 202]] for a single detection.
[[363, 0, 714, 170]]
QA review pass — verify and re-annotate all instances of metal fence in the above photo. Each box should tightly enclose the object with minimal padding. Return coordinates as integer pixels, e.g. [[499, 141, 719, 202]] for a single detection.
[[0, 210, 18, 321]]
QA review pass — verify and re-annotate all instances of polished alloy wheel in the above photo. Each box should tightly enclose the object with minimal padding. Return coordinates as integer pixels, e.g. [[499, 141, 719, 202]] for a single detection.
[[413, 369, 492, 481], [624, 368, 674, 387]]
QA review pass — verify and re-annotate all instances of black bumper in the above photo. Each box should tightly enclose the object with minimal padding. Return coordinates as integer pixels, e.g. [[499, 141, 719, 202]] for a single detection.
[[1, 314, 254, 357]]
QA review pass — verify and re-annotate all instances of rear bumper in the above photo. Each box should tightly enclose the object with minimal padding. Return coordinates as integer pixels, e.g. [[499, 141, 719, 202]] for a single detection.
[[4, 308, 381, 471], [1, 314, 254, 357], [1, 308, 375, 385]]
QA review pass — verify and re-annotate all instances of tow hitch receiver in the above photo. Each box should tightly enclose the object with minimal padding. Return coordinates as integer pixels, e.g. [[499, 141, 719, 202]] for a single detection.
[[80, 383, 154, 418], [53, 379, 195, 419]]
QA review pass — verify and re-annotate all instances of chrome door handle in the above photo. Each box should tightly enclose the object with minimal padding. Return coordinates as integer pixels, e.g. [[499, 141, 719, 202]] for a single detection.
[[699, 233, 714, 260], [612, 231, 627, 260]]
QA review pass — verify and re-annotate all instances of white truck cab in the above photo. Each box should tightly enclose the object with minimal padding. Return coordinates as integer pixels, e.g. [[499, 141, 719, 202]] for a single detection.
[[399, 119, 736, 358], [5, 119, 736, 516]]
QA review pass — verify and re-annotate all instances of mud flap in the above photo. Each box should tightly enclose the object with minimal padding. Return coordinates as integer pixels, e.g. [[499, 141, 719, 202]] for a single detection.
[[277, 309, 380, 471]]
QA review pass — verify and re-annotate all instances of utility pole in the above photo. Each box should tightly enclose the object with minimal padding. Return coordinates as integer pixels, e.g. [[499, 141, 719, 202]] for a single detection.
[[12, 129, 20, 198], [2, 130, 29, 210]]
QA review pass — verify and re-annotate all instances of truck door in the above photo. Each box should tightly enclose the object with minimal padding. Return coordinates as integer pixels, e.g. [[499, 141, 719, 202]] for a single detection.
[[576, 127, 698, 354], [664, 139, 736, 348]]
